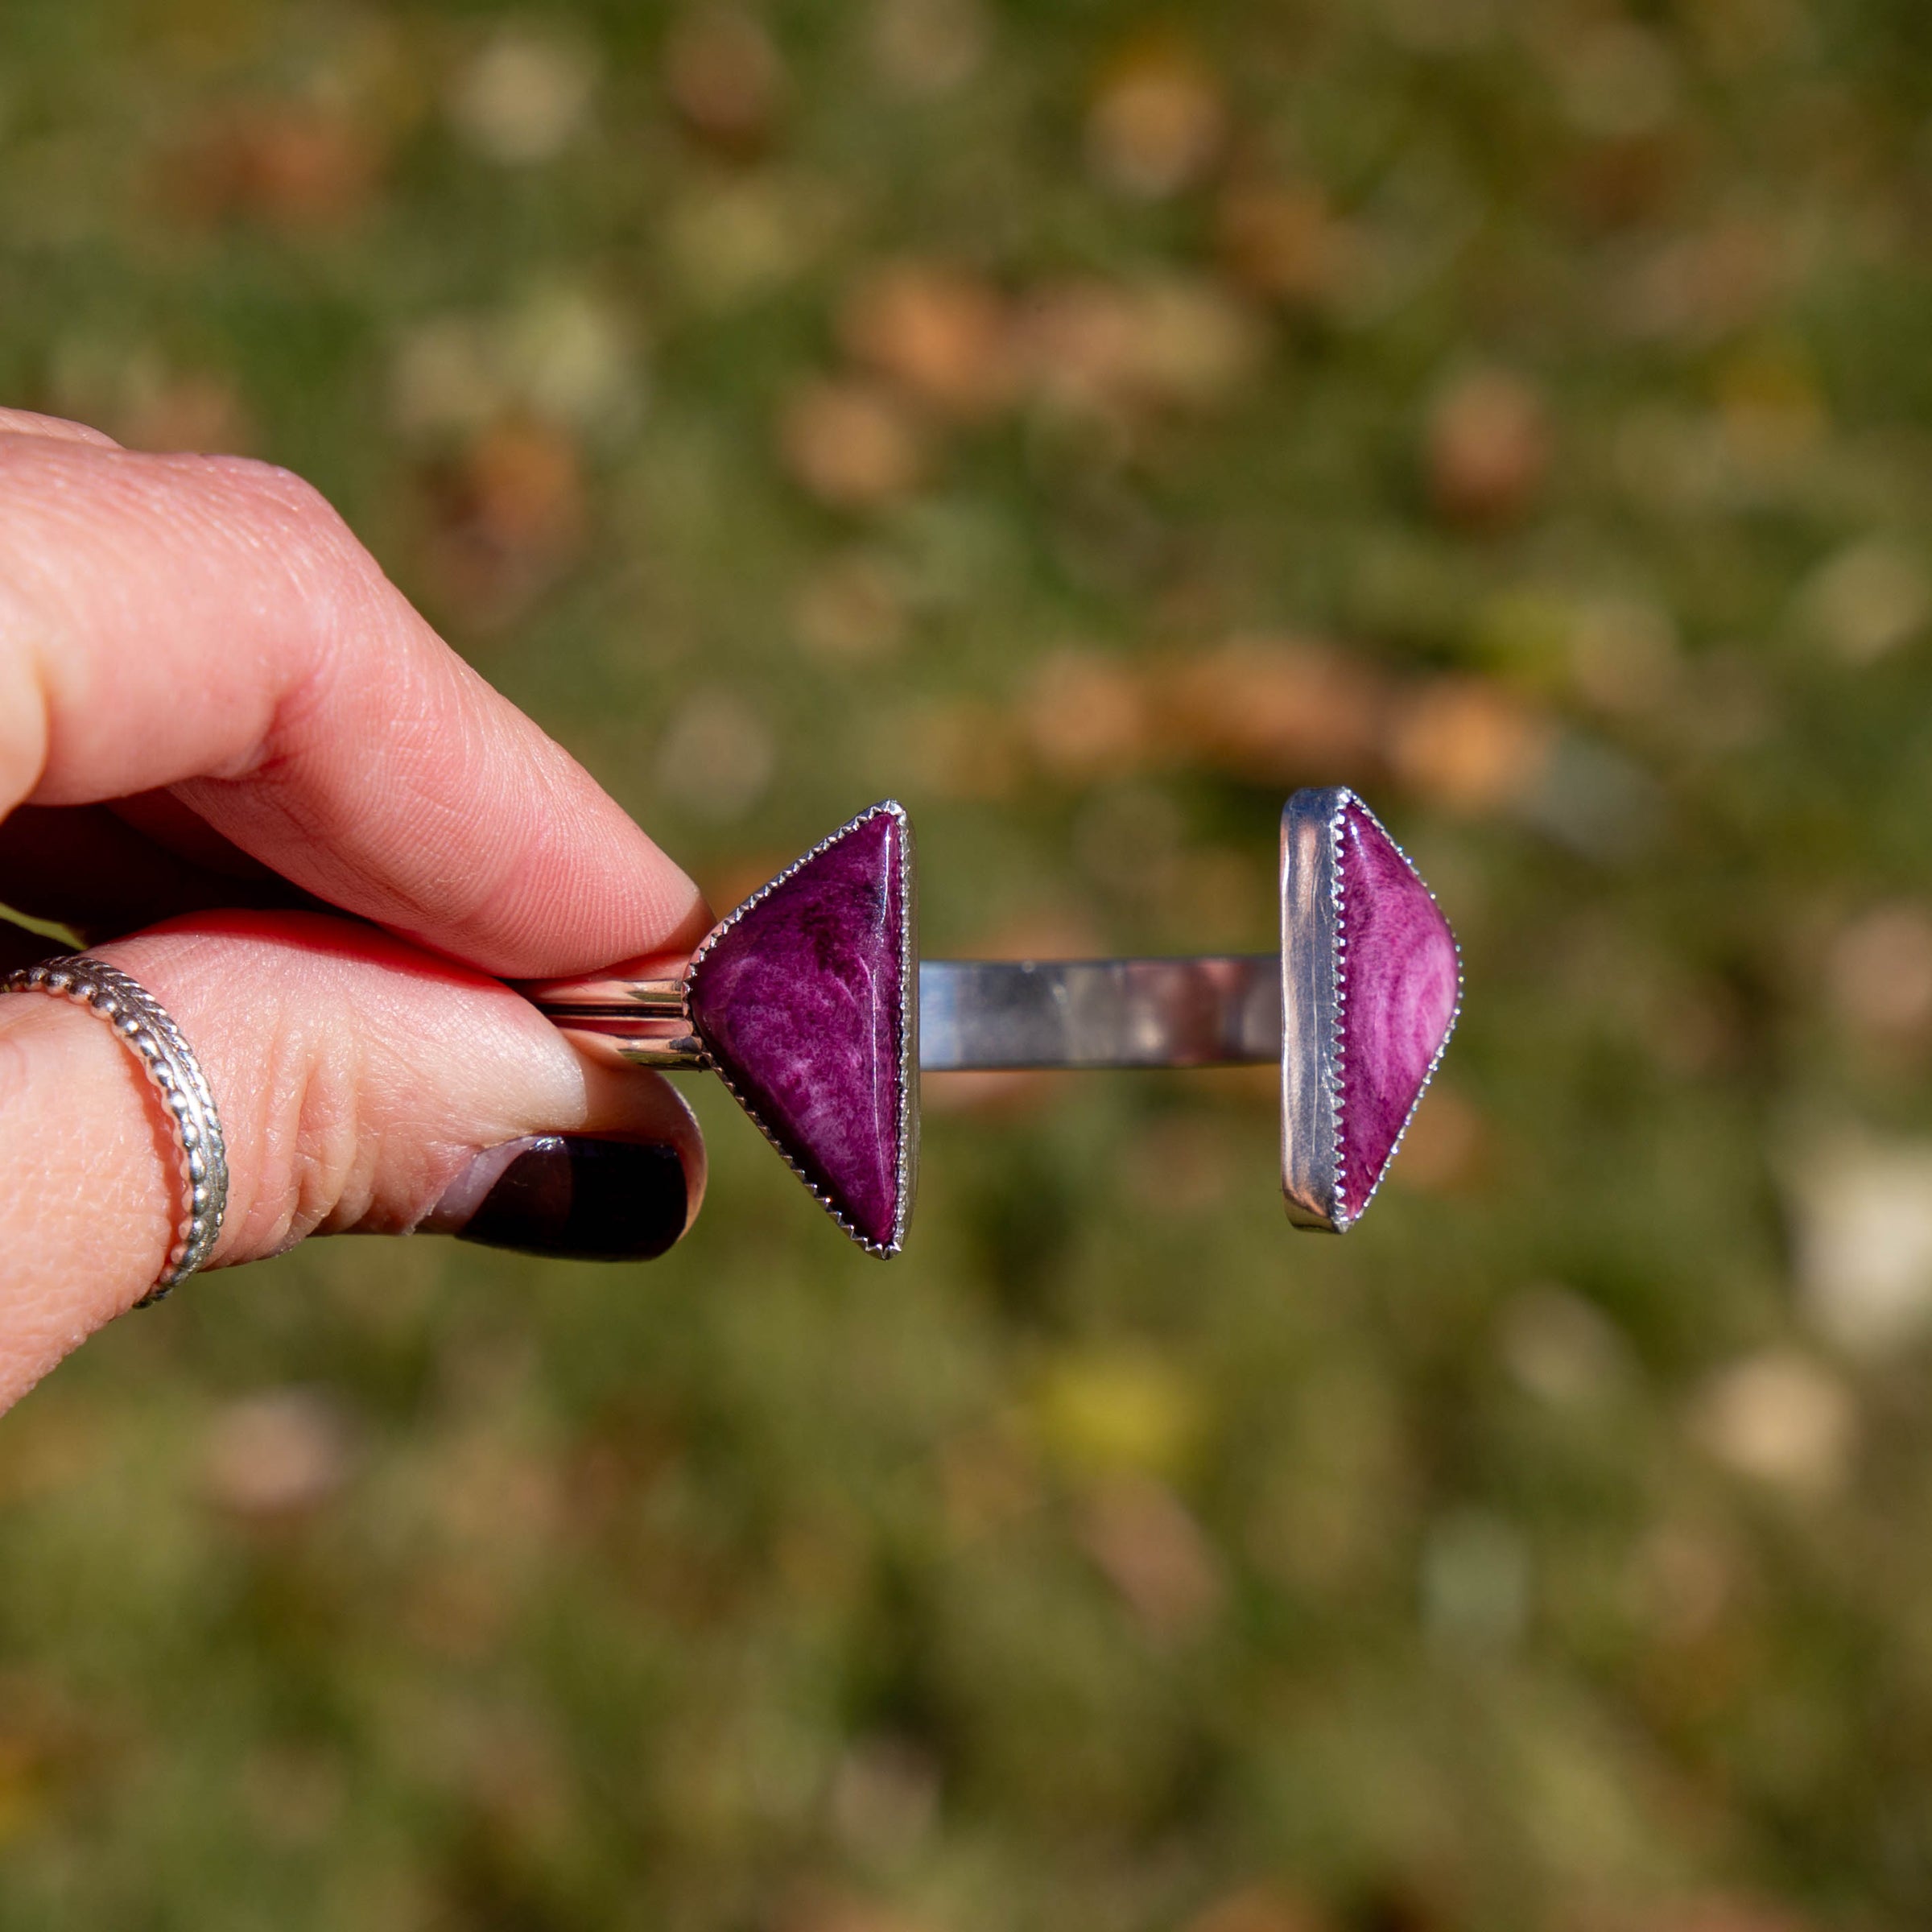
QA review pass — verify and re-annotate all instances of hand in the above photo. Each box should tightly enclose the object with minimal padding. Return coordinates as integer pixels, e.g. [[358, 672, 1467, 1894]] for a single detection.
[[0, 410, 710, 1413]]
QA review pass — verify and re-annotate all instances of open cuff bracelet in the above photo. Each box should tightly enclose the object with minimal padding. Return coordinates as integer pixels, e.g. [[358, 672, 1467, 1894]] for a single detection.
[[530, 788, 1462, 1255]]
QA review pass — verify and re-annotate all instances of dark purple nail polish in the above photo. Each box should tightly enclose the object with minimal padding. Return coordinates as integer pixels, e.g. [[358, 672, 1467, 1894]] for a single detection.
[[431, 1136, 687, 1261]]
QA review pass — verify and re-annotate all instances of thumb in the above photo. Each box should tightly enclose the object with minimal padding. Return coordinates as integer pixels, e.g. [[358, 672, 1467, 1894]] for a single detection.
[[0, 910, 704, 1409]]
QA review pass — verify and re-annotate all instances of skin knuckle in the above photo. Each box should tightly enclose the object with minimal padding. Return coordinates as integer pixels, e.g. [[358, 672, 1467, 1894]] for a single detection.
[[234, 1012, 369, 1255]]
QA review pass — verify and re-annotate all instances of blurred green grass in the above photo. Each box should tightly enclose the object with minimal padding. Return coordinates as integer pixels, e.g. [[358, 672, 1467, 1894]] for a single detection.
[[7, 1, 1932, 1927]]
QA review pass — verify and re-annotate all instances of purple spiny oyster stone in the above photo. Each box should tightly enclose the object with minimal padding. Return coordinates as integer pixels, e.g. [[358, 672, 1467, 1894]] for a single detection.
[[1334, 801, 1459, 1223], [686, 807, 910, 1252]]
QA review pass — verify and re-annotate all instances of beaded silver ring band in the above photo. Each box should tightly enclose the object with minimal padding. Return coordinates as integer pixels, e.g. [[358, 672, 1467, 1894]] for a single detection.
[[2, 956, 229, 1304]]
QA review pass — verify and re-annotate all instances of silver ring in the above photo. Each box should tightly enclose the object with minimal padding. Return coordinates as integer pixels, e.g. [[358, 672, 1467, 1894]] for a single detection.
[[2, 955, 229, 1304]]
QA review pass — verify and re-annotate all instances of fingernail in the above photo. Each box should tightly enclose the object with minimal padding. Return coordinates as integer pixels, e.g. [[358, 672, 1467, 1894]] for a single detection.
[[427, 1136, 688, 1261]]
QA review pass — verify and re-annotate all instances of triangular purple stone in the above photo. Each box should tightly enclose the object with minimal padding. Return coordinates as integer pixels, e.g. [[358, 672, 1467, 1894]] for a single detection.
[[686, 805, 912, 1253], [1334, 801, 1459, 1224]]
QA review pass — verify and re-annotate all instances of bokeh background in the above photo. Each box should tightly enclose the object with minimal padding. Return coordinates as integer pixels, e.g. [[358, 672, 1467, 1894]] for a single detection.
[[6, 1, 1932, 1926]]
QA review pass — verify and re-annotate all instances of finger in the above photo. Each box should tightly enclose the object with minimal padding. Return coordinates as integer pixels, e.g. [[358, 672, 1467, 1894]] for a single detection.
[[0, 409, 119, 448], [0, 910, 705, 1411], [0, 433, 705, 976]]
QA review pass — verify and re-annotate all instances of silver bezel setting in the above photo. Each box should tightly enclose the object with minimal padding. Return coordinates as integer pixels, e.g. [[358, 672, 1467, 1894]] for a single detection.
[[683, 799, 919, 1257], [1280, 788, 1346, 1232], [1279, 787, 1463, 1234]]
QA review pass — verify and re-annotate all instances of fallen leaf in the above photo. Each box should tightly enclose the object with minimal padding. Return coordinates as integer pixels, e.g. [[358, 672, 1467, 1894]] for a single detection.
[[1426, 368, 1551, 529], [1087, 40, 1226, 199], [869, 0, 988, 95], [665, 6, 786, 154], [793, 551, 907, 663], [448, 27, 597, 164], [839, 259, 1013, 419], [1216, 180, 1350, 306], [201, 1389, 353, 1521], [1020, 648, 1151, 781], [1387, 678, 1554, 815], [778, 378, 926, 509], [1690, 1350, 1856, 1495], [1162, 636, 1386, 783], [1078, 1474, 1224, 1641], [164, 100, 384, 230]]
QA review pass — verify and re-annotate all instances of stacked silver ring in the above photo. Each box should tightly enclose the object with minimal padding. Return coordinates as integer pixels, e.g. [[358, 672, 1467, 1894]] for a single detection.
[[2, 956, 229, 1304]]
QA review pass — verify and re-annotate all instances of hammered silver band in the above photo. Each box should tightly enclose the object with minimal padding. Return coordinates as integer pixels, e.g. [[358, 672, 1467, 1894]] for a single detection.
[[2, 956, 229, 1303]]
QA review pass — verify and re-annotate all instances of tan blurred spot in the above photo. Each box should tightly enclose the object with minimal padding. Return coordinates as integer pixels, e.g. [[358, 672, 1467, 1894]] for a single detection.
[[447, 26, 597, 164], [829, 1736, 941, 1861], [115, 371, 254, 455], [794, 551, 907, 663], [869, 0, 988, 95], [1087, 41, 1226, 199], [1828, 902, 1932, 1046], [778, 378, 926, 509], [665, 6, 786, 153], [656, 689, 776, 822], [419, 418, 586, 620], [1799, 536, 1931, 665], [391, 291, 641, 444], [1015, 277, 1265, 419], [390, 316, 502, 437], [1620, 220, 1787, 344], [200, 1388, 353, 1520], [839, 259, 1013, 419], [1500, 1286, 1632, 1407], [1216, 181, 1351, 308], [1079, 1474, 1224, 1641], [1426, 369, 1550, 529], [1388, 678, 1554, 814], [1021, 648, 1150, 782], [663, 174, 840, 309], [1785, 1127, 1932, 1356], [1164, 636, 1385, 784], [1690, 1350, 1856, 1496], [502, 287, 643, 437], [469, 418, 586, 555], [1567, 595, 1682, 717], [891, 696, 1022, 801], [1387, 1084, 1484, 1195], [1183, 1885, 1332, 1932], [166, 100, 383, 229]]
